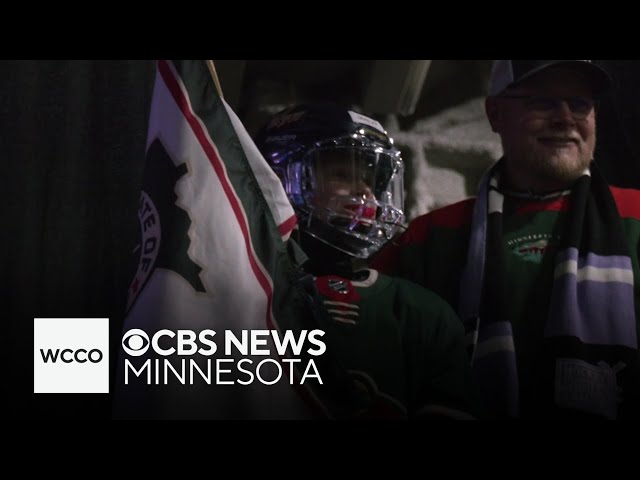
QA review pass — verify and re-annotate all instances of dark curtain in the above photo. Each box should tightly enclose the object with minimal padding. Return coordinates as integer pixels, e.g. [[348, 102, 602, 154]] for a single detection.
[[2, 60, 156, 418], [595, 60, 640, 188]]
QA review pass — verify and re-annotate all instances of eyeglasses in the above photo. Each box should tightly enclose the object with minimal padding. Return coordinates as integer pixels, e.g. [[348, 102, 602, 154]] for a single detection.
[[498, 95, 598, 119]]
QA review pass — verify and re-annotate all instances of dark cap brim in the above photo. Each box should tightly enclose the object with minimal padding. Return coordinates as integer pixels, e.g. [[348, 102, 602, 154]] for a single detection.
[[509, 60, 612, 95]]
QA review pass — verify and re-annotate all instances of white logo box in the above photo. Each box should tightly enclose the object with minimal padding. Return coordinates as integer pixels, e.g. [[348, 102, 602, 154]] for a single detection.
[[34, 318, 109, 393]]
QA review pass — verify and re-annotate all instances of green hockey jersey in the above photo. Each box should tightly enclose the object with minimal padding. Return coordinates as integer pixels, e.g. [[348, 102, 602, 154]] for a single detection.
[[307, 268, 477, 419]]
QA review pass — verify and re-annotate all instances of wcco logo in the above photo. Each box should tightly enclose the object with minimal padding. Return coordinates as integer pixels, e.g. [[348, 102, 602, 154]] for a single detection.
[[34, 318, 109, 393], [40, 348, 104, 364]]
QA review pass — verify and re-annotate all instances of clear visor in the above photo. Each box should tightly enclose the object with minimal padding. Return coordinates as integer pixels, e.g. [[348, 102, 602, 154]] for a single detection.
[[301, 139, 404, 249]]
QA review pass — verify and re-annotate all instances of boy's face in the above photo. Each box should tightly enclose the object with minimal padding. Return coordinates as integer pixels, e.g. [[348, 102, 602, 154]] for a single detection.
[[311, 149, 377, 224]]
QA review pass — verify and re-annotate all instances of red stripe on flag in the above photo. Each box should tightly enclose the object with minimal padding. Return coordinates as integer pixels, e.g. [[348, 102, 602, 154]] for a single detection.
[[158, 61, 330, 418], [278, 214, 298, 239], [158, 60, 275, 329]]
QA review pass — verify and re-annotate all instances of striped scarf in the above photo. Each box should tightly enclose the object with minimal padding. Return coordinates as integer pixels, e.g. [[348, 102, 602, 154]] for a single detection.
[[459, 159, 637, 418]]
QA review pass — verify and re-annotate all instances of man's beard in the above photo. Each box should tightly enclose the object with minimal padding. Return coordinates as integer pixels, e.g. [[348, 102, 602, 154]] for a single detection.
[[527, 148, 592, 184], [506, 136, 595, 190]]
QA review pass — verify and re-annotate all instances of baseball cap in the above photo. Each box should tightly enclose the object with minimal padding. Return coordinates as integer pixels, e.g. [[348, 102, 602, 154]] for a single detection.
[[488, 60, 612, 96]]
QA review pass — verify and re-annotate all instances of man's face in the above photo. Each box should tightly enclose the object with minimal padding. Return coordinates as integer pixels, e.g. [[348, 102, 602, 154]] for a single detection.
[[486, 66, 597, 192]]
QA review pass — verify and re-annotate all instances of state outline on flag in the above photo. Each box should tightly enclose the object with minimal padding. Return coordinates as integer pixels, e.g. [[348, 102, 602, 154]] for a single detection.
[[126, 136, 206, 313]]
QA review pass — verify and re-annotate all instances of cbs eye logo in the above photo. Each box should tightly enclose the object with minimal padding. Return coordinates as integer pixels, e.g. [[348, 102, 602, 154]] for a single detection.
[[122, 329, 150, 356]]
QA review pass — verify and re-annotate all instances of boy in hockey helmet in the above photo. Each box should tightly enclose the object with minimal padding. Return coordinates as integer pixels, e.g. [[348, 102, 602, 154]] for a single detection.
[[256, 103, 479, 419]]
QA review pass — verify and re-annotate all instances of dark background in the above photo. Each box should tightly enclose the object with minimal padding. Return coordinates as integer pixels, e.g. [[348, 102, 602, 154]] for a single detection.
[[3, 60, 639, 419]]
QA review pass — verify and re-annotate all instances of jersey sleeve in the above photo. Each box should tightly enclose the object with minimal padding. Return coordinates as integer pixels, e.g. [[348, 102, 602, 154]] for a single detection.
[[371, 199, 475, 292], [370, 213, 432, 276]]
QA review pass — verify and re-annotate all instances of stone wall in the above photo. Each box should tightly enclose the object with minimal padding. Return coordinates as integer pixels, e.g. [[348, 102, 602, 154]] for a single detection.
[[386, 97, 501, 221]]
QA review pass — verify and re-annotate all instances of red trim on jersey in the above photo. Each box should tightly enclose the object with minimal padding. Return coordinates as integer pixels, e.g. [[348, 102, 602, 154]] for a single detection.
[[513, 196, 570, 215], [315, 276, 361, 303], [610, 185, 640, 220], [511, 186, 640, 218]]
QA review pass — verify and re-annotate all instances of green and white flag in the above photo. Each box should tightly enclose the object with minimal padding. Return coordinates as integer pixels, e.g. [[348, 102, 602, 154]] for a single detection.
[[114, 60, 326, 419]]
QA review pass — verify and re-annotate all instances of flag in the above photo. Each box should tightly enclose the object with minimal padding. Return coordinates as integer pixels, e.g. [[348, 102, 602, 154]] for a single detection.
[[113, 60, 325, 419]]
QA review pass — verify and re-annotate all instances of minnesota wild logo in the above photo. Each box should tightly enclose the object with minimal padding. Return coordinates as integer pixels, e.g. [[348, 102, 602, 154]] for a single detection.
[[126, 138, 205, 312], [514, 239, 550, 263], [508, 233, 559, 264]]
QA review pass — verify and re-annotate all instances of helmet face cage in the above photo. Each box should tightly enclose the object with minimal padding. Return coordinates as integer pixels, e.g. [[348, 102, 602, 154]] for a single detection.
[[276, 133, 405, 259]]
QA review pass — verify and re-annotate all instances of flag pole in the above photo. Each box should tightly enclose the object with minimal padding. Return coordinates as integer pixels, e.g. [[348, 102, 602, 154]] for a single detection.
[[206, 60, 224, 99]]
